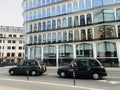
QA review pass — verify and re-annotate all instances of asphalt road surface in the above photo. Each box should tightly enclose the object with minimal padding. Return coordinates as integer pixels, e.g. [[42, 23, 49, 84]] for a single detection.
[[0, 66, 120, 90]]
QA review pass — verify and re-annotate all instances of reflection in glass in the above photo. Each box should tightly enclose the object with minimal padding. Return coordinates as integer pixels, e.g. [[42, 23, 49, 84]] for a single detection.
[[81, 29, 86, 40], [34, 46, 41, 59], [68, 17, 72, 27], [38, 35, 41, 43], [87, 14, 92, 24], [62, 18, 67, 28], [52, 20, 56, 30], [69, 31, 73, 41], [43, 22, 46, 31], [58, 32, 62, 42], [92, 0, 102, 8], [52, 33, 56, 42], [57, 6, 61, 15], [57, 19, 61, 29], [76, 44, 93, 57], [80, 15, 85, 26], [47, 33, 51, 42], [118, 25, 120, 37], [74, 16, 79, 26], [116, 0, 120, 3], [86, 0, 91, 9], [47, 21, 51, 30], [103, 0, 113, 5], [74, 30, 79, 41], [79, 1, 84, 11], [38, 23, 41, 31], [73, 2, 78, 12], [63, 31, 67, 41], [67, 3, 72, 13], [104, 10, 114, 22], [47, 8, 50, 17], [88, 29, 93, 39], [62, 5, 66, 14], [97, 42, 117, 57], [116, 8, 120, 20]]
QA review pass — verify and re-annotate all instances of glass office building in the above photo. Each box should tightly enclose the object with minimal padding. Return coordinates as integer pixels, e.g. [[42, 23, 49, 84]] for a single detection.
[[23, 0, 120, 67]]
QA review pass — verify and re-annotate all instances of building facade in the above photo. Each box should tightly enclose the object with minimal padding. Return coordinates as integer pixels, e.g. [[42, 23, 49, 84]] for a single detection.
[[23, 0, 120, 67], [0, 26, 24, 66]]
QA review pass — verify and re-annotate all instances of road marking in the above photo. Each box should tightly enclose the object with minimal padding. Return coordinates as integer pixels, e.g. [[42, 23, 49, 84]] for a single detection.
[[98, 80, 120, 84], [0, 78, 106, 90]]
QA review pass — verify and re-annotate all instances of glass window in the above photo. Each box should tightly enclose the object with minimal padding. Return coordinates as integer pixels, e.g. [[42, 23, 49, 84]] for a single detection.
[[80, 15, 85, 26], [94, 25, 116, 39], [62, 18, 67, 28], [42, 9, 46, 18], [97, 42, 117, 57], [116, 0, 120, 3], [87, 14, 92, 24], [67, 3, 72, 13], [34, 35, 37, 43], [56, 0, 61, 2], [34, 46, 41, 59], [69, 31, 73, 41], [29, 12, 32, 20], [73, 2, 78, 12], [38, 11, 41, 18], [33, 11, 37, 19], [81, 29, 86, 40], [43, 34, 46, 43], [62, 5, 66, 14], [51, 0, 55, 3], [47, 33, 51, 42], [47, 21, 51, 30], [118, 25, 120, 37], [52, 7, 56, 16], [79, 1, 84, 11], [58, 32, 62, 41], [57, 19, 61, 29], [86, 0, 91, 9], [46, 0, 50, 4], [52, 33, 56, 42], [30, 24, 32, 32], [47, 8, 50, 17], [26, 2, 29, 10], [38, 35, 41, 43], [93, 10, 103, 23], [68, 17, 72, 27], [63, 31, 67, 41], [42, 0, 45, 5], [29, 1, 32, 9], [57, 6, 61, 15], [92, 0, 102, 8], [38, 0, 41, 6], [74, 16, 79, 26], [76, 43, 93, 57], [43, 22, 46, 31], [29, 36, 33, 44], [104, 10, 114, 22], [116, 8, 120, 20], [52, 20, 56, 30], [34, 24, 37, 31], [103, 0, 114, 5], [74, 30, 79, 41], [30, 47, 34, 59], [87, 29, 93, 39], [38, 23, 41, 31], [33, 0, 37, 8]]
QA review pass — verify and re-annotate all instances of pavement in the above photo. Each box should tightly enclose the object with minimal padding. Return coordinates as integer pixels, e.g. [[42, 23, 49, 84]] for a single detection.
[[1, 66, 120, 71]]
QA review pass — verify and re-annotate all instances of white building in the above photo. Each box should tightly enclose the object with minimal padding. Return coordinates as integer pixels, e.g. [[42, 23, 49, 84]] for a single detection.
[[23, 0, 120, 67], [0, 26, 24, 65]]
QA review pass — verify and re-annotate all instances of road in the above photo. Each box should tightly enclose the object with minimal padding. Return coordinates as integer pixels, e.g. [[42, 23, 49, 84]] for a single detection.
[[0, 67, 120, 90]]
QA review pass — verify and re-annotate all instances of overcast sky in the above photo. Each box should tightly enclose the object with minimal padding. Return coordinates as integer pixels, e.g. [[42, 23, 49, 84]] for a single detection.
[[0, 0, 23, 27]]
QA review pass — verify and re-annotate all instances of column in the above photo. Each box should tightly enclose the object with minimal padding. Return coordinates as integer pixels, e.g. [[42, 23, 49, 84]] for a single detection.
[[93, 43, 97, 58], [41, 46, 44, 61], [28, 47, 30, 59], [116, 41, 120, 67], [56, 45, 59, 67], [73, 44, 76, 59]]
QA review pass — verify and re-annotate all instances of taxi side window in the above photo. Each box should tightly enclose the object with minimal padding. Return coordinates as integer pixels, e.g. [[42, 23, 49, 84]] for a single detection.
[[89, 60, 100, 67]]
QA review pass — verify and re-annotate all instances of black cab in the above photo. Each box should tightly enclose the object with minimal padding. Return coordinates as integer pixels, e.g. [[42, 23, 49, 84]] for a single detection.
[[57, 58, 107, 80], [9, 59, 47, 76]]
